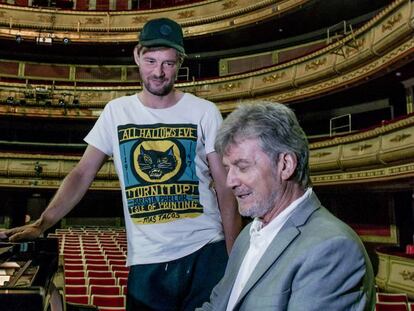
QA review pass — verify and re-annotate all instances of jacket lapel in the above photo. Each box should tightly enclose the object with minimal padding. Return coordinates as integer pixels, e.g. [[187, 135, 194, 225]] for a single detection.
[[234, 192, 322, 307], [217, 227, 252, 309]]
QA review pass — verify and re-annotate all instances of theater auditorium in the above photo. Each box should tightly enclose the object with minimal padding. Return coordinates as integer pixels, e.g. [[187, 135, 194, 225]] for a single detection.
[[0, 0, 413, 310]]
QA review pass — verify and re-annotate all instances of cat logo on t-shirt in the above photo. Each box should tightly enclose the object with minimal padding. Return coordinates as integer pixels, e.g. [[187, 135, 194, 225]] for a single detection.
[[118, 123, 203, 225], [133, 140, 182, 183]]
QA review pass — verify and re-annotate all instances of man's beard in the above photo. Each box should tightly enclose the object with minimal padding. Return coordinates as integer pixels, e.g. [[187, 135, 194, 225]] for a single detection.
[[143, 77, 174, 96], [239, 190, 278, 219]]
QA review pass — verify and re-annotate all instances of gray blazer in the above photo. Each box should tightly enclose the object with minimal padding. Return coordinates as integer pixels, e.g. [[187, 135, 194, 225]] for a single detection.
[[198, 192, 375, 311]]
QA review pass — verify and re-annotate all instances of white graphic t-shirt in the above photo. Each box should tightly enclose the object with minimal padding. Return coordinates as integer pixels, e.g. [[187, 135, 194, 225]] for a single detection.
[[84, 93, 224, 265]]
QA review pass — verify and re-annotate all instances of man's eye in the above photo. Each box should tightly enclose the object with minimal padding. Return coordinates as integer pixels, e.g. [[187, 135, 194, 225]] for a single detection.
[[165, 61, 176, 67]]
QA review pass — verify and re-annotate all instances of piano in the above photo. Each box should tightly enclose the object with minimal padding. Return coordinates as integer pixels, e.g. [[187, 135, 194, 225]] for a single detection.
[[0, 238, 59, 311]]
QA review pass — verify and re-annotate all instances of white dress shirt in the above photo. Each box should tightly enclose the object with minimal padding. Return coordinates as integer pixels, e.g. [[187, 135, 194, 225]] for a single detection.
[[226, 188, 312, 311]]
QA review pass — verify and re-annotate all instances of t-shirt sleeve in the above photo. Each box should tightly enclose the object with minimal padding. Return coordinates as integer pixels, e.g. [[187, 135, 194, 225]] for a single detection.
[[84, 105, 113, 156], [202, 103, 223, 155]]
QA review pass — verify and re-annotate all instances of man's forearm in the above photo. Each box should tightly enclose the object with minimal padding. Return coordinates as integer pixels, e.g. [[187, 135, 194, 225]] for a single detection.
[[36, 165, 96, 233]]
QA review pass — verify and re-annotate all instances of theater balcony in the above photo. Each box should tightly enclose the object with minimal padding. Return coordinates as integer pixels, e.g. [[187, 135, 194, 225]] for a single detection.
[[0, 0, 413, 303]]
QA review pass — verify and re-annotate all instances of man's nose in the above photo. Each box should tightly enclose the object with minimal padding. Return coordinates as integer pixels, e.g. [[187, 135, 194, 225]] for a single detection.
[[226, 168, 239, 189], [153, 63, 165, 77]]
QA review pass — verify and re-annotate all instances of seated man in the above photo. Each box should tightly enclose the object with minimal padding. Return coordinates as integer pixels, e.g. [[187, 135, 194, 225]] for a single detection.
[[198, 101, 375, 311]]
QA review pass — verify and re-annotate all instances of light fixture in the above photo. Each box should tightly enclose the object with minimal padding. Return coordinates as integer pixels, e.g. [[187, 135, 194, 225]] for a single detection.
[[63, 37, 71, 45], [15, 35, 23, 43]]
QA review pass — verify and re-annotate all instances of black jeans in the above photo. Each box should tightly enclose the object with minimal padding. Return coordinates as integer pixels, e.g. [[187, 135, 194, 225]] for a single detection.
[[126, 240, 227, 311]]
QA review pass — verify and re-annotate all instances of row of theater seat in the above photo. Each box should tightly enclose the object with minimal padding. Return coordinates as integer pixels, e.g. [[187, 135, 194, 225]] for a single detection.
[[376, 293, 414, 311], [53, 228, 414, 311], [49, 227, 129, 310]]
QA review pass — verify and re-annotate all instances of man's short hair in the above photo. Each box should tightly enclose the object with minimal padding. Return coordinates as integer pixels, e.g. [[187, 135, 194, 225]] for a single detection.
[[215, 101, 311, 188]]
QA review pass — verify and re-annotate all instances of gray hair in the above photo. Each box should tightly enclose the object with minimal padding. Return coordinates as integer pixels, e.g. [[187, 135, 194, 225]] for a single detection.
[[215, 101, 311, 188]]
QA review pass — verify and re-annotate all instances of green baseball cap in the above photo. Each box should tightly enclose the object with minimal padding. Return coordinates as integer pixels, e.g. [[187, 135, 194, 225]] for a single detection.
[[139, 18, 185, 54]]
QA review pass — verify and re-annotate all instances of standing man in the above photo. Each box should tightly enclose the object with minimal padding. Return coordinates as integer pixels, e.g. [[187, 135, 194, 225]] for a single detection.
[[199, 102, 375, 311], [0, 18, 241, 310]]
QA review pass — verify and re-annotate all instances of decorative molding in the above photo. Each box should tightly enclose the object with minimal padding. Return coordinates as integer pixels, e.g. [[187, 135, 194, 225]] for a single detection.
[[222, 0, 238, 10], [310, 151, 332, 158], [84, 17, 103, 25], [177, 10, 195, 19], [311, 163, 414, 186], [350, 144, 373, 152], [390, 133, 411, 143], [132, 16, 149, 24], [262, 72, 286, 83], [0, 0, 310, 42], [218, 82, 241, 91], [0, 0, 412, 113], [400, 270, 414, 282], [343, 38, 365, 57], [382, 12, 402, 32], [305, 58, 327, 72]]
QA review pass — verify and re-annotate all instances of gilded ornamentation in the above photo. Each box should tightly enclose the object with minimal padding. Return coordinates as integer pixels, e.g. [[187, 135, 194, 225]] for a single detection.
[[0, 11, 6, 18], [222, 0, 238, 10], [344, 38, 366, 57], [350, 144, 372, 152], [262, 72, 286, 83], [218, 82, 241, 92], [132, 16, 149, 24], [400, 270, 414, 281], [390, 133, 411, 142], [305, 58, 327, 72], [310, 152, 332, 158], [85, 18, 103, 25], [382, 12, 402, 32], [38, 15, 56, 24], [178, 11, 195, 19]]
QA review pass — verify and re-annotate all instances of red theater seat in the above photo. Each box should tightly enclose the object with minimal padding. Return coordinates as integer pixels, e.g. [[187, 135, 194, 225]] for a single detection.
[[64, 258, 84, 265], [65, 294, 90, 305], [91, 295, 125, 308], [106, 255, 126, 261], [117, 277, 128, 286], [65, 285, 88, 295], [65, 277, 87, 285], [375, 302, 408, 311], [65, 270, 85, 278], [88, 277, 117, 286], [114, 271, 129, 278], [64, 254, 83, 260], [121, 285, 127, 295], [87, 270, 113, 278], [377, 293, 408, 303], [85, 254, 106, 260], [87, 264, 110, 271], [110, 265, 129, 272], [86, 259, 107, 265], [89, 285, 121, 295], [108, 259, 126, 266], [65, 264, 85, 271]]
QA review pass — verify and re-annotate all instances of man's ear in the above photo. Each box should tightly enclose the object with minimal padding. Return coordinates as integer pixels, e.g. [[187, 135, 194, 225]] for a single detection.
[[278, 153, 297, 180], [133, 46, 140, 67]]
